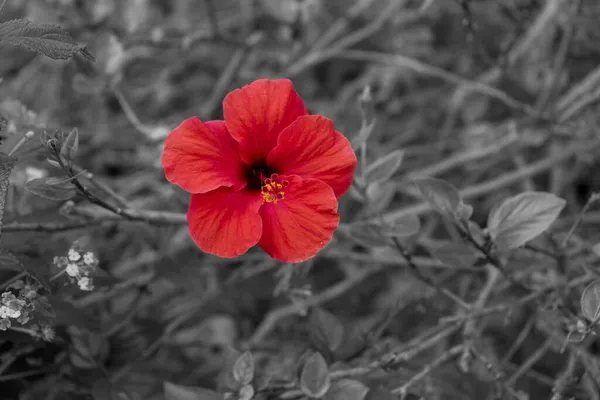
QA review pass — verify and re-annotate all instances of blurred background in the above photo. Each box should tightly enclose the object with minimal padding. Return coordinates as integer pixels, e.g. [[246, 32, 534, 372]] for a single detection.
[[2, 0, 600, 399]]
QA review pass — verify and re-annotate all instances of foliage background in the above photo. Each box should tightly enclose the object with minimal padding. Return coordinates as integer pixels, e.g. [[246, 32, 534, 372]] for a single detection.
[[2, 0, 600, 399]]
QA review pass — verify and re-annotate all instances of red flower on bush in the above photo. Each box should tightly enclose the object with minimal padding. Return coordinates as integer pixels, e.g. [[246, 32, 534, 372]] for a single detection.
[[162, 79, 357, 262]]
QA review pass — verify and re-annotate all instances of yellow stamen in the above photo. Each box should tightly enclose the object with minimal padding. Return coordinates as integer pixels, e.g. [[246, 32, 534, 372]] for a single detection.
[[261, 176, 286, 204]]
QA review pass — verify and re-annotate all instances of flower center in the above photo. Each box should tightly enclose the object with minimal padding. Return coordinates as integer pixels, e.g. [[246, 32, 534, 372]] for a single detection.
[[247, 165, 276, 190], [261, 173, 289, 204]]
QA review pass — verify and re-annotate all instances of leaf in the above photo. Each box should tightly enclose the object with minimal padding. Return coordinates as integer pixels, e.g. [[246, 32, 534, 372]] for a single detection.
[[0, 19, 94, 61], [45, 175, 79, 186], [68, 327, 107, 369], [381, 214, 421, 239], [365, 181, 396, 214], [324, 379, 369, 400], [346, 222, 388, 248], [0, 249, 23, 271], [413, 177, 461, 216], [300, 352, 330, 398], [163, 382, 223, 400], [581, 280, 600, 322], [428, 242, 479, 268], [307, 307, 346, 358], [91, 377, 115, 400], [0, 152, 18, 241], [23, 177, 77, 200], [487, 192, 566, 251], [60, 128, 79, 162], [351, 121, 376, 150], [365, 150, 404, 185], [238, 385, 254, 400], [233, 351, 255, 385], [363, 388, 398, 400]]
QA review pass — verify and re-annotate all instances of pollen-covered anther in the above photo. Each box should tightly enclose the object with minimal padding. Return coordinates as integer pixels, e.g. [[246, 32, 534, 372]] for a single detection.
[[262, 177, 286, 204]]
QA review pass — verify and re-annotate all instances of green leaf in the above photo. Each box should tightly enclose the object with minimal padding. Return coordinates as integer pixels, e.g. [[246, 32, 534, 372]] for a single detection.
[[163, 382, 224, 400], [0, 19, 94, 61], [381, 214, 421, 239], [413, 177, 461, 216], [23, 177, 77, 200], [233, 351, 255, 385], [581, 280, 600, 322], [324, 379, 369, 400], [307, 307, 346, 358], [487, 192, 566, 251], [60, 127, 79, 162], [365, 150, 404, 185], [0, 152, 18, 241], [300, 352, 330, 398], [428, 241, 479, 268]]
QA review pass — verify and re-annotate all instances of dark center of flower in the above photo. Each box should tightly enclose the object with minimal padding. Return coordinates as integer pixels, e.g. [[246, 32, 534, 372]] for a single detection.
[[247, 164, 277, 190]]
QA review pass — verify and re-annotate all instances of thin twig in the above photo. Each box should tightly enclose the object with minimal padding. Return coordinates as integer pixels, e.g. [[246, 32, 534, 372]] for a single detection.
[[288, 49, 539, 118], [462, 266, 500, 352], [374, 139, 599, 225], [392, 237, 470, 309], [506, 336, 553, 386], [72, 165, 129, 208], [561, 193, 600, 249], [204, 0, 220, 37], [247, 264, 389, 346], [112, 84, 156, 138], [0, 0, 7, 15], [199, 32, 263, 118], [392, 345, 464, 397], [279, 323, 461, 399]]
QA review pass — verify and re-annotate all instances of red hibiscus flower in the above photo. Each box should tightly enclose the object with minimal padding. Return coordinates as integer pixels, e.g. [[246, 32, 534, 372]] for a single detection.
[[162, 79, 357, 262]]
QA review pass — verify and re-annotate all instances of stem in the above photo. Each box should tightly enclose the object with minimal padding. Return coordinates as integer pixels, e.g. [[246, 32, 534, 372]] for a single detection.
[[392, 345, 464, 397], [0, 271, 26, 291], [204, 0, 220, 37], [392, 237, 470, 310], [0, 0, 7, 15], [561, 192, 600, 249]]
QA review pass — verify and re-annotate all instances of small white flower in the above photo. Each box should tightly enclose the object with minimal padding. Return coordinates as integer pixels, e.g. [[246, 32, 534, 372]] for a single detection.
[[83, 252, 96, 265], [0, 305, 21, 319], [78, 277, 93, 291], [66, 263, 79, 277], [41, 325, 55, 341], [68, 249, 81, 262]]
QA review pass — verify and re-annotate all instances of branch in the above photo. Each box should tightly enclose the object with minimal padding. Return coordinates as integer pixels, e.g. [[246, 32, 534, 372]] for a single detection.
[[392, 345, 464, 398]]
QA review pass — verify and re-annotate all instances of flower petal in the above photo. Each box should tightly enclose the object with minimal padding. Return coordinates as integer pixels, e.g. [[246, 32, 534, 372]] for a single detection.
[[258, 175, 339, 262], [267, 115, 357, 198], [188, 188, 263, 258], [223, 79, 307, 165], [162, 117, 246, 194]]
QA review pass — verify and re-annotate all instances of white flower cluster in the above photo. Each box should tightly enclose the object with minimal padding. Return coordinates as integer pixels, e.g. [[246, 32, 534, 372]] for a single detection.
[[0, 277, 54, 340], [0, 289, 30, 331], [54, 247, 98, 291]]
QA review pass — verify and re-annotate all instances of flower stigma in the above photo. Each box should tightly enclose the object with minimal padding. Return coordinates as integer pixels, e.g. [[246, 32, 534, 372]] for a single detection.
[[261, 174, 288, 204]]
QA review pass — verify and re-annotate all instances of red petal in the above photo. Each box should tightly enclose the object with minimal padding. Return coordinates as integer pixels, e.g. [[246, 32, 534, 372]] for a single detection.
[[258, 175, 339, 262], [162, 118, 247, 194], [188, 188, 263, 258], [267, 115, 357, 198], [223, 79, 307, 165]]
